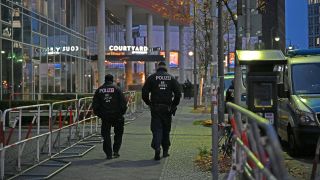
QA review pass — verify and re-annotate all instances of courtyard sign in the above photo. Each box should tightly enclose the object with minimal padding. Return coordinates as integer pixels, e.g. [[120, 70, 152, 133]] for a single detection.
[[108, 45, 148, 54]]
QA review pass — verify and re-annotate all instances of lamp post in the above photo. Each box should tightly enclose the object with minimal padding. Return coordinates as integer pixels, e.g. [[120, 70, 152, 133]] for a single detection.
[[192, 0, 197, 109]]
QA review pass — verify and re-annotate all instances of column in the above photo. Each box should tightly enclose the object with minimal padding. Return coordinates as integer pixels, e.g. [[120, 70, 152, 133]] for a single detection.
[[146, 13, 153, 76], [179, 25, 185, 83], [164, 19, 170, 71], [97, 0, 105, 86], [125, 5, 133, 90]]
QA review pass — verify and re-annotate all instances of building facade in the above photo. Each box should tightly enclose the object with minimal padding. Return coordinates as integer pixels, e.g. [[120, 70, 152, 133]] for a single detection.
[[308, 0, 320, 48], [0, 0, 101, 100], [260, 0, 286, 51], [0, 0, 190, 100]]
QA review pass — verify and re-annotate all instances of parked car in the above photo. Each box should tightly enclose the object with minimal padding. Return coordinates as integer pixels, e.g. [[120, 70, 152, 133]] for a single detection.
[[277, 49, 320, 156]]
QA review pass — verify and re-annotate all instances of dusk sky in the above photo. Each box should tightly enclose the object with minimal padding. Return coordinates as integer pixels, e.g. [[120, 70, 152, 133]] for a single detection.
[[286, 0, 308, 49]]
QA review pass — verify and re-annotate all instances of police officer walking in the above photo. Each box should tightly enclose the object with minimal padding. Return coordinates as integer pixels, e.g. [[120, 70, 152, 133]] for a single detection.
[[93, 74, 127, 159], [142, 61, 181, 160]]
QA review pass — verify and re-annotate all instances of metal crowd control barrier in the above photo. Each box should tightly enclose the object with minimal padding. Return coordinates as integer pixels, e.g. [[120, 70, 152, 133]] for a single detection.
[[226, 102, 290, 180], [9, 92, 94, 101], [124, 91, 137, 121], [0, 91, 137, 179], [311, 136, 320, 180], [77, 97, 99, 139], [0, 98, 101, 180], [50, 99, 78, 153], [0, 103, 52, 180]]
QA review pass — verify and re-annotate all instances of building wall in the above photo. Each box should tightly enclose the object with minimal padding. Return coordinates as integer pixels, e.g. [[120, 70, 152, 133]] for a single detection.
[[0, 0, 99, 100], [135, 25, 194, 81], [308, 1, 320, 48], [261, 0, 286, 52]]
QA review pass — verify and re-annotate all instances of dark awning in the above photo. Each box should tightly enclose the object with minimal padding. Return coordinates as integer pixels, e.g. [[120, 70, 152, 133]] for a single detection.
[[106, 55, 165, 62]]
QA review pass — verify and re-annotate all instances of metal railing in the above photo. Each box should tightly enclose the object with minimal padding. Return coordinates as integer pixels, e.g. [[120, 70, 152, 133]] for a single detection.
[[226, 102, 290, 180], [78, 97, 96, 138], [124, 91, 137, 120], [0, 91, 137, 179], [0, 103, 52, 179], [51, 99, 78, 154]]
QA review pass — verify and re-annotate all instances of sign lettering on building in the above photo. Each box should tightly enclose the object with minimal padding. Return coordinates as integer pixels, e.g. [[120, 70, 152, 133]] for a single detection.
[[35, 46, 80, 55]]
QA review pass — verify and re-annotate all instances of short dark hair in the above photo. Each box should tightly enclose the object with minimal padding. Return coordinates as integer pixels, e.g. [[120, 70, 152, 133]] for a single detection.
[[105, 74, 113, 82], [157, 61, 167, 70]]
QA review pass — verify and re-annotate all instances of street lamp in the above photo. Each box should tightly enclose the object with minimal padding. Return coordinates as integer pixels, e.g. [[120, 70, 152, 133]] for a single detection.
[[270, 27, 280, 49], [271, 36, 280, 49]]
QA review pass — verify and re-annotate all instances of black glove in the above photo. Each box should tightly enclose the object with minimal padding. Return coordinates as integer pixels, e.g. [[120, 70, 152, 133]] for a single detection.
[[170, 106, 177, 116]]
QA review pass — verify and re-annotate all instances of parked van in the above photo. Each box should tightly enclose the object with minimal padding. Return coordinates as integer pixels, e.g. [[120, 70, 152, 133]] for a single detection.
[[277, 49, 320, 156]]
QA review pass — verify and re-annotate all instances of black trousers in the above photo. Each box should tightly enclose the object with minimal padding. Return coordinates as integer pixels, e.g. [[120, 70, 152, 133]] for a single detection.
[[101, 116, 124, 157], [150, 104, 172, 151]]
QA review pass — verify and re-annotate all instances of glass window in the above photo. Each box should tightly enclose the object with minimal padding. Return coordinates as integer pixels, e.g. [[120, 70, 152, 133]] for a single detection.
[[40, 48, 47, 93], [32, 33, 40, 46], [1, 39, 12, 99], [23, 15, 31, 43], [47, 25, 54, 47], [40, 36, 46, 48], [292, 63, 320, 94], [40, 21, 47, 35], [13, 46, 23, 98], [2, 24, 12, 39], [31, 18, 39, 32], [1, 5, 12, 23]]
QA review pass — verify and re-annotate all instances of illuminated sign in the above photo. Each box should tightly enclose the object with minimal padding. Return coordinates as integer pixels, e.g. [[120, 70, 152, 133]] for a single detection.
[[108, 45, 148, 54], [35, 46, 80, 55], [160, 51, 179, 68], [224, 52, 235, 68]]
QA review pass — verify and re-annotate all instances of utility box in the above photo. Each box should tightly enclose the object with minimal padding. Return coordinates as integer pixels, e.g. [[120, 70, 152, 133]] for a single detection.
[[236, 50, 287, 127]]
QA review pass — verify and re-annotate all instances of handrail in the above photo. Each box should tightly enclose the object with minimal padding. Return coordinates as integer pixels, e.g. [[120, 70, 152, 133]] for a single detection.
[[226, 102, 290, 180]]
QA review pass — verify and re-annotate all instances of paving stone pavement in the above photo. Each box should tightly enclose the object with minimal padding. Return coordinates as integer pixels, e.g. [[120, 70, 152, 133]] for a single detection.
[[50, 99, 223, 180]]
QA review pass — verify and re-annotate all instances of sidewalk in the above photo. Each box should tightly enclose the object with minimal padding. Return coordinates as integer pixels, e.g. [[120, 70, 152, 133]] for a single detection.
[[51, 99, 214, 180]]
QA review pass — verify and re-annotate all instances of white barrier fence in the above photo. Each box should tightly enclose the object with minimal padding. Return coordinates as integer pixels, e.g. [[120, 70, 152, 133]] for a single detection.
[[0, 98, 95, 180], [0, 91, 138, 180]]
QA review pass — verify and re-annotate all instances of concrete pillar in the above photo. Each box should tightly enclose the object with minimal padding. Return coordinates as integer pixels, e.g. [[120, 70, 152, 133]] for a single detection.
[[179, 25, 185, 83], [97, 0, 105, 86], [164, 19, 170, 71], [125, 6, 133, 90], [146, 13, 153, 76]]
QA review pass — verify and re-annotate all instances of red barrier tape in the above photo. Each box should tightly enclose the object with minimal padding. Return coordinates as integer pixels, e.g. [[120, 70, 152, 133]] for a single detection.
[[230, 116, 239, 136], [6, 127, 14, 145], [0, 122, 4, 145], [59, 111, 62, 128], [25, 121, 33, 139], [69, 108, 73, 125]]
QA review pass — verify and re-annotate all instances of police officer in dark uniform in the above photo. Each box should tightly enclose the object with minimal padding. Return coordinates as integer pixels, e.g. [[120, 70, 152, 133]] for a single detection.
[[142, 61, 181, 160], [92, 74, 127, 159]]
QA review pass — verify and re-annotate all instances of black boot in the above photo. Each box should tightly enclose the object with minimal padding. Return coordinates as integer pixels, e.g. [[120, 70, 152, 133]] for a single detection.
[[154, 149, 161, 161], [163, 150, 170, 157], [113, 152, 120, 158]]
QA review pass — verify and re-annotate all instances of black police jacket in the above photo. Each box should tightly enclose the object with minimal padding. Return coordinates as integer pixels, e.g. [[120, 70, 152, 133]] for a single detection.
[[142, 68, 181, 107], [92, 82, 127, 119]]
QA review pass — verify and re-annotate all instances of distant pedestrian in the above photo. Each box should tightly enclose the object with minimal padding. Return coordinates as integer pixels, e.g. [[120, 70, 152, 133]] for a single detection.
[[184, 79, 192, 99], [142, 61, 181, 160], [226, 79, 235, 103], [92, 74, 127, 160]]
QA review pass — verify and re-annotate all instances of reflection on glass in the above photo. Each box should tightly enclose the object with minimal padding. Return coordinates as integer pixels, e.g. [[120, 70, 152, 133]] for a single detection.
[[253, 83, 273, 108], [292, 63, 320, 94]]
